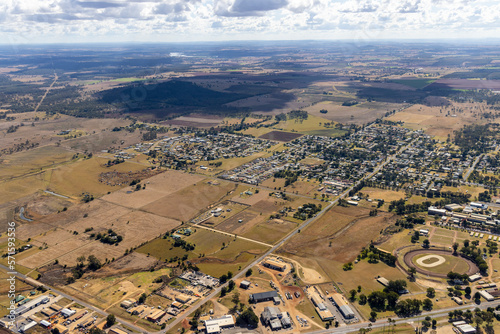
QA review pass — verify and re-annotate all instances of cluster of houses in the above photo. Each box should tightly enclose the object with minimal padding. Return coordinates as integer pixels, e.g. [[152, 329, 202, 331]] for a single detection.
[[156, 133, 273, 165], [220, 155, 288, 185]]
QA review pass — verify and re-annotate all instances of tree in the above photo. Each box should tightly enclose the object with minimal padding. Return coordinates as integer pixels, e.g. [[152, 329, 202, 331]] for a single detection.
[[245, 269, 252, 277], [220, 287, 228, 297], [89, 329, 106, 334], [236, 308, 259, 328], [386, 280, 407, 294], [367, 291, 387, 310], [228, 280, 235, 292], [386, 292, 399, 309], [423, 298, 433, 311], [349, 289, 357, 301], [465, 286, 472, 296], [426, 287, 435, 298], [370, 311, 377, 321], [87, 255, 102, 271], [138, 293, 147, 304], [423, 239, 430, 248], [232, 292, 240, 305], [408, 267, 416, 280], [453, 242, 459, 254], [106, 314, 116, 328], [359, 294, 367, 305]]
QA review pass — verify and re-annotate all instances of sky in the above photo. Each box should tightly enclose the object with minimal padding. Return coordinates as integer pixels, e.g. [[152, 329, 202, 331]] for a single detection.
[[1, 0, 499, 44]]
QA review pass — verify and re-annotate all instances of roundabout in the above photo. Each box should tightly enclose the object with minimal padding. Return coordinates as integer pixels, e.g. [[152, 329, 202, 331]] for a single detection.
[[403, 248, 478, 278]]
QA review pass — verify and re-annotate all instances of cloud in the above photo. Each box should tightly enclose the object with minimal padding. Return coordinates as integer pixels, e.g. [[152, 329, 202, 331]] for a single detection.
[[215, 0, 289, 17], [76, 1, 125, 9], [398, 0, 421, 13]]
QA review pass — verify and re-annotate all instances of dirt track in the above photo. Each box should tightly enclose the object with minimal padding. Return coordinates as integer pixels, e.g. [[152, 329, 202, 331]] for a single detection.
[[403, 249, 478, 278]]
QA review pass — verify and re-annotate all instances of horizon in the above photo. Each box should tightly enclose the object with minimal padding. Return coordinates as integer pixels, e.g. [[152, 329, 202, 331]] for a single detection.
[[2, 0, 499, 45]]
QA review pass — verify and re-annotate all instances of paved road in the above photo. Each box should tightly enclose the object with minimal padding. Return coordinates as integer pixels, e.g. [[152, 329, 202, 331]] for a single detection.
[[463, 153, 483, 181], [2, 132, 421, 334], [0, 263, 147, 334], [306, 299, 500, 334], [163, 135, 420, 333]]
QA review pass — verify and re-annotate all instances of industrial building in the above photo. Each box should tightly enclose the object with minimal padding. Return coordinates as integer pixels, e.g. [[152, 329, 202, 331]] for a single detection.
[[330, 293, 355, 319], [261, 307, 292, 330], [262, 258, 287, 272], [479, 290, 495, 301], [19, 321, 37, 333], [61, 308, 76, 318], [109, 327, 130, 334], [469, 274, 482, 282], [240, 280, 251, 289], [250, 291, 280, 304], [147, 309, 166, 322], [204, 315, 235, 334], [14, 296, 50, 317], [470, 202, 488, 210], [428, 206, 446, 216]]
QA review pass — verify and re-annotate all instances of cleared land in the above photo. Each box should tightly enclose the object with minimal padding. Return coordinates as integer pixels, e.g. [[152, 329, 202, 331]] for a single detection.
[[279, 206, 395, 263], [101, 170, 205, 209], [142, 180, 236, 221], [259, 130, 303, 142]]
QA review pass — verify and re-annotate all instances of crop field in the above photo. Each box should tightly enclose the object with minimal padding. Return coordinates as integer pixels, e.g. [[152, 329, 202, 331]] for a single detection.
[[102, 170, 205, 209], [142, 180, 236, 221], [390, 78, 436, 89], [242, 218, 297, 244], [304, 100, 401, 125], [259, 130, 303, 142], [280, 206, 395, 263], [16, 198, 180, 268]]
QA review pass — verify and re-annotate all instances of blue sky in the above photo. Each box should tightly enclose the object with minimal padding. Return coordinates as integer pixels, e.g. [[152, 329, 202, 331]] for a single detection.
[[1, 0, 499, 44]]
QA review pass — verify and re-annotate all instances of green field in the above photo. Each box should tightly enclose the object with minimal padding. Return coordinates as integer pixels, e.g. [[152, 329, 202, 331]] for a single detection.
[[391, 79, 436, 89], [302, 129, 348, 137]]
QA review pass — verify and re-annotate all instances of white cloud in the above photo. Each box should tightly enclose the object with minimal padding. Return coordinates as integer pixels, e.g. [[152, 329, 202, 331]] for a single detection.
[[0, 0, 498, 43]]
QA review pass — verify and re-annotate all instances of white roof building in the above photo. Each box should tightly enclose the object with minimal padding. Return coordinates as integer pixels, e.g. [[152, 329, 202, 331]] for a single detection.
[[204, 315, 234, 334]]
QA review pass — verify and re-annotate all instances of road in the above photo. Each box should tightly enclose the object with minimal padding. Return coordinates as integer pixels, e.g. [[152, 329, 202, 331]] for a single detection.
[[2, 132, 420, 334], [34, 72, 58, 113], [463, 153, 483, 181], [0, 263, 147, 334], [306, 299, 500, 334], [162, 135, 420, 332]]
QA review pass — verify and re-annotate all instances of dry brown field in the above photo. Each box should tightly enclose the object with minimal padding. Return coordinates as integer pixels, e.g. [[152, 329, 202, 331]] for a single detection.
[[101, 170, 205, 208], [142, 180, 236, 221], [279, 206, 395, 263]]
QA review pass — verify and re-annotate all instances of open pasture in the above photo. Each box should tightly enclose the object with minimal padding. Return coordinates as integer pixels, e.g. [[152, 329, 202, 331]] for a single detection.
[[280, 206, 394, 263], [101, 170, 205, 209], [142, 179, 236, 221]]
